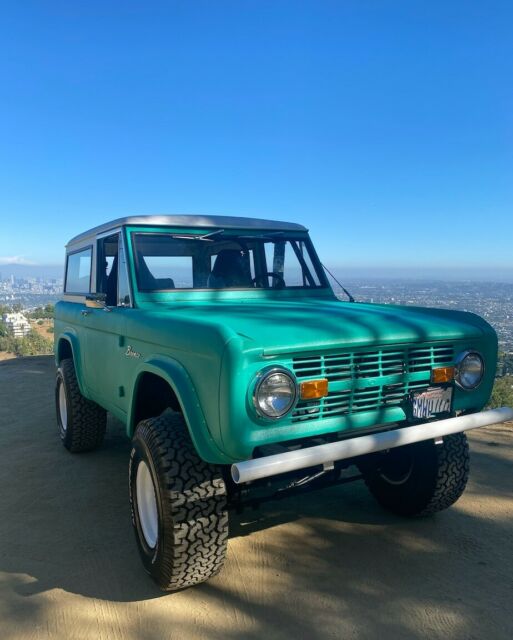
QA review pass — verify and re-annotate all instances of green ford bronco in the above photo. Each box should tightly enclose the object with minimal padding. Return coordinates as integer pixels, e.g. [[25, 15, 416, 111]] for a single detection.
[[54, 215, 512, 590]]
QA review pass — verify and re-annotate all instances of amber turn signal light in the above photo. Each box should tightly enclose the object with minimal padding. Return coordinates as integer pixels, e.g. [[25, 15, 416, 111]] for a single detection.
[[431, 366, 455, 384], [300, 378, 328, 400]]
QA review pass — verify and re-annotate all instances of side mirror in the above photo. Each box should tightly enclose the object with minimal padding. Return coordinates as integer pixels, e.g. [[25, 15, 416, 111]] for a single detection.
[[85, 293, 110, 310]]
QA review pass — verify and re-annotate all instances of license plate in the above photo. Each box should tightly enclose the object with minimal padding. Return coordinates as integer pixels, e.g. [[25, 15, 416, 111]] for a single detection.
[[412, 387, 453, 419]]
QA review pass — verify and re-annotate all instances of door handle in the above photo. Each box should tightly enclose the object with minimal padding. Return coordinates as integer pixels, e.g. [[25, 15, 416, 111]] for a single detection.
[[81, 310, 91, 317]]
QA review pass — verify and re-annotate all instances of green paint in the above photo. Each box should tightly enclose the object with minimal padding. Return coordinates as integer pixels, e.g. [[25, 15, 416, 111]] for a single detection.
[[54, 220, 498, 463]]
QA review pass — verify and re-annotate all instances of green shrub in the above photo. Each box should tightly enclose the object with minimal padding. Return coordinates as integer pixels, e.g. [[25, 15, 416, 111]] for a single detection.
[[0, 332, 17, 353], [1, 320, 14, 353], [15, 329, 53, 357], [488, 376, 513, 409], [0, 327, 53, 357], [28, 304, 55, 320]]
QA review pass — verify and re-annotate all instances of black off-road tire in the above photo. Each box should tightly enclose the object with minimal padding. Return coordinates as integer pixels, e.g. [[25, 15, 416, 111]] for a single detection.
[[55, 358, 107, 452], [129, 410, 229, 591], [358, 433, 470, 516]]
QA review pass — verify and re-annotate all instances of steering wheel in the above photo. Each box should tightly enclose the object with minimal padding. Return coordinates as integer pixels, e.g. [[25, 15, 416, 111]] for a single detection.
[[252, 272, 286, 289]]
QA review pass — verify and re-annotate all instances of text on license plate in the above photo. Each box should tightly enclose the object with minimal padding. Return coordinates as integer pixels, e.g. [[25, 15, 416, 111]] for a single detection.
[[412, 387, 453, 419]]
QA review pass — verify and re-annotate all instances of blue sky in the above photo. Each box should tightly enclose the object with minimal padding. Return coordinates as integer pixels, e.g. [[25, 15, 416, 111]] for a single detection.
[[0, 1, 512, 277]]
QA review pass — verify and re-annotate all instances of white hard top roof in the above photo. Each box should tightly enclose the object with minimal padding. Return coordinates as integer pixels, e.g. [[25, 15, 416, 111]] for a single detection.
[[67, 214, 307, 247]]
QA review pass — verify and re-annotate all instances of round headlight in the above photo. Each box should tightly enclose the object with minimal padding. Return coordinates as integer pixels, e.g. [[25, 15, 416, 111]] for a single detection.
[[455, 351, 484, 389], [253, 367, 297, 419]]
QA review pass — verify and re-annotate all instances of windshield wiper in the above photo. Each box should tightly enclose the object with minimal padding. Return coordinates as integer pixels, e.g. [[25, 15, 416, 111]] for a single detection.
[[169, 229, 225, 242], [321, 263, 355, 302], [233, 232, 286, 241]]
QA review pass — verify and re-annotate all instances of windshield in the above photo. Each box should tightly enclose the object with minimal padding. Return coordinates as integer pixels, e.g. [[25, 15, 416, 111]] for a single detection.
[[131, 231, 327, 291]]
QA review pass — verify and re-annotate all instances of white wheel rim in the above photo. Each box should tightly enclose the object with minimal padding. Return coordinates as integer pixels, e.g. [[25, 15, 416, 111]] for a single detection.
[[59, 382, 68, 432], [136, 461, 159, 549], [380, 459, 414, 485]]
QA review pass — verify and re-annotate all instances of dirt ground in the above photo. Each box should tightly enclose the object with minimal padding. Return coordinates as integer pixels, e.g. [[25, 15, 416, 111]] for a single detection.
[[1, 356, 512, 640]]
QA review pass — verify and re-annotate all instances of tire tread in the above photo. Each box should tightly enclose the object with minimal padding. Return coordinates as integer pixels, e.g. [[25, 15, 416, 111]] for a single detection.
[[57, 358, 107, 452], [360, 433, 470, 517], [418, 433, 469, 516], [131, 411, 228, 590]]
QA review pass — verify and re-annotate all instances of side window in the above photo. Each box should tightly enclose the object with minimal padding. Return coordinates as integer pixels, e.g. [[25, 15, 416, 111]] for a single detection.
[[65, 248, 92, 293], [284, 241, 321, 287], [262, 240, 321, 287], [118, 240, 131, 306], [96, 234, 119, 306], [96, 232, 132, 306]]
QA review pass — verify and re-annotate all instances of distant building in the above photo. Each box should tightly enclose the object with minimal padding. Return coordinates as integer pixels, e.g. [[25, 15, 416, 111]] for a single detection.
[[2, 312, 31, 338]]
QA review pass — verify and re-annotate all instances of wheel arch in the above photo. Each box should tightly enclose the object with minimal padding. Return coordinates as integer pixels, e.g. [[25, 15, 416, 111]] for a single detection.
[[55, 332, 88, 397], [128, 356, 234, 464]]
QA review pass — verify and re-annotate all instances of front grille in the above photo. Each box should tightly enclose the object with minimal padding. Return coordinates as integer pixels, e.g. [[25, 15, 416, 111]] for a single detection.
[[291, 344, 455, 422]]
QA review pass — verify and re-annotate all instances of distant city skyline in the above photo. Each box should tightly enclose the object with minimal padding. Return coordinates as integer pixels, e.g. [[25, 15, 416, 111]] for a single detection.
[[3, 270, 513, 359], [2, 262, 513, 284]]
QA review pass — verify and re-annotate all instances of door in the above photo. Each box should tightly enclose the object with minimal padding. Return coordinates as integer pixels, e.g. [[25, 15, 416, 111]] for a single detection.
[[82, 231, 131, 414]]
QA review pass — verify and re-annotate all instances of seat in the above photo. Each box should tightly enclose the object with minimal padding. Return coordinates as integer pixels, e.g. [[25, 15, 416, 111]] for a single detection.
[[208, 249, 252, 288], [137, 254, 175, 290], [136, 254, 156, 290]]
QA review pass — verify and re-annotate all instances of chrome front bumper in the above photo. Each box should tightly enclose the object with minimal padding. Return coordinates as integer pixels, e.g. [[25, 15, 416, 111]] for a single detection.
[[231, 407, 513, 484]]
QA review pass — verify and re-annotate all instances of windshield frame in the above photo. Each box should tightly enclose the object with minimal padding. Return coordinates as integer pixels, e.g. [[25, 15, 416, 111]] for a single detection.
[[129, 227, 330, 294]]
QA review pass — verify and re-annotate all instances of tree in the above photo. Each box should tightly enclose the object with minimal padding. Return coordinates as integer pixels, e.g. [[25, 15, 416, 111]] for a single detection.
[[28, 305, 55, 320], [488, 376, 513, 409], [0, 325, 17, 353]]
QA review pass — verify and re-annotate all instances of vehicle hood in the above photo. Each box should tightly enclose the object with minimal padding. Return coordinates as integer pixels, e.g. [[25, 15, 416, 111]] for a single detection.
[[167, 298, 492, 354]]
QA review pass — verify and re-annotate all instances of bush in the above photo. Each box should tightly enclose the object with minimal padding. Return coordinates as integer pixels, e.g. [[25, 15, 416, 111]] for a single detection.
[[15, 330, 53, 357], [0, 327, 53, 357], [0, 332, 17, 353], [488, 376, 513, 409], [0, 320, 14, 351], [28, 304, 55, 320]]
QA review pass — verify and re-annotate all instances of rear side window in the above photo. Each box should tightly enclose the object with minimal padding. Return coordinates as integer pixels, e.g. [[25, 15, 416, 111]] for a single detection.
[[65, 247, 92, 293]]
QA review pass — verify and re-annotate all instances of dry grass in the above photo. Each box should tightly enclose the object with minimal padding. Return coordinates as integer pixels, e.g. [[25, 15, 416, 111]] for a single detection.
[[29, 319, 54, 338]]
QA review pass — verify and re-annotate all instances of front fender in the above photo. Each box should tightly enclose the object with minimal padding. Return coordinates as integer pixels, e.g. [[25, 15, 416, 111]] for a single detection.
[[127, 355, 234, 464]]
